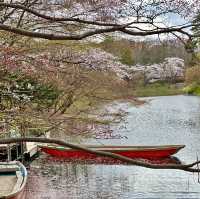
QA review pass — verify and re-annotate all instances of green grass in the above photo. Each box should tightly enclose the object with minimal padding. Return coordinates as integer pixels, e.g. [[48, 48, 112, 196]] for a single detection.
[[183, 83, 200, 96], [133, 83, 184, 97]]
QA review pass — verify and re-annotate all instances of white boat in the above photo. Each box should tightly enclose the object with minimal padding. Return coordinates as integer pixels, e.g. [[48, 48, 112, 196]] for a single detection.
[[0, 161, 27, 199]]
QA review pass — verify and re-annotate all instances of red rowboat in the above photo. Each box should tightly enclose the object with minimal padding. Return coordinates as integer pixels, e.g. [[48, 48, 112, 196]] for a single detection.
[[0, 161, 27, 199], [39, 144, 185, 160]]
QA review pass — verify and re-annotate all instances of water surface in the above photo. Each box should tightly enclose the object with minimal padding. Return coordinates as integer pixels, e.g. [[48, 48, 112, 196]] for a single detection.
[[26, 95, 200, 199]]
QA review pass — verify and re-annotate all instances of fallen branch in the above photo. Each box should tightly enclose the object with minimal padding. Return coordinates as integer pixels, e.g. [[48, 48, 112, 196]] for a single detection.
[[0, 137, 199, 173]]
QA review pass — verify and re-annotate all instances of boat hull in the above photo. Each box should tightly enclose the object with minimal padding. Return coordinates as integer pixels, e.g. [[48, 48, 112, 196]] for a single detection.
[[40, 145, 185, 160], [8, 188, 26, 199], [0, 162, 27, 199]]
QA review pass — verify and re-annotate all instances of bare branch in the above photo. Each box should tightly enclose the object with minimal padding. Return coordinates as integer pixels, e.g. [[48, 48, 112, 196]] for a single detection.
[[0, 1, 199, 40], [0, 137, 199, 173]]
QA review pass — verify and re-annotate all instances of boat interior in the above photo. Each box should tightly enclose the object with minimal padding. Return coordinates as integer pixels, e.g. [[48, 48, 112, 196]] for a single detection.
[[0, 163, 23, 197]]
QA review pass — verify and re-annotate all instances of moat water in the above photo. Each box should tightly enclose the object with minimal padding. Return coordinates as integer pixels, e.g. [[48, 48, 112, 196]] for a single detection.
[[26, 95, 200, 199]]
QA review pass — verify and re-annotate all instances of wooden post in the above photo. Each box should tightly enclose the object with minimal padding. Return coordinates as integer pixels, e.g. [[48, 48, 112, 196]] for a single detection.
[[7, 130, 12, 161], [15, 143, 19, 160], [20, 122, 27, 163], [7, 144, 11, 161]]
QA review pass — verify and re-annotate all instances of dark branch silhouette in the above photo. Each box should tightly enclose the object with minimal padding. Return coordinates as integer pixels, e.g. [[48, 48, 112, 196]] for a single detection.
[[0, 137, 200, 173], [0, 1, 199, 41]]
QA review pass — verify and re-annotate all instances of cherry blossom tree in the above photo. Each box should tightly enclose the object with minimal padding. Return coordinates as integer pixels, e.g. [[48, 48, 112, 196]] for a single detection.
[[0, 0, 199, 42]]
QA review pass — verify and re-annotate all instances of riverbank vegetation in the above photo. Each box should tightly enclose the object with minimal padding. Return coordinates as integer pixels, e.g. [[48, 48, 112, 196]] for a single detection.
[[182, 13, 200, 96], [133, 83, 184, 97], [184, 61, 200, 95], [0, 38, 195, 137], [0, 40, 136, 138]]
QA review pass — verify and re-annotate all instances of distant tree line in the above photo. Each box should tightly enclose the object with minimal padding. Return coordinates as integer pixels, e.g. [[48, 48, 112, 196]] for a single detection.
[[100, 38, 191, 66]]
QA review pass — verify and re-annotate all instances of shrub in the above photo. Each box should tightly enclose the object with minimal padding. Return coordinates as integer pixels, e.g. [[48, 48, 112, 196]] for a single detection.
[[183, 83, 200, 95], [120, 48, 134, 66], [0, 71, 60, 109], [185, 65, 200, 84]]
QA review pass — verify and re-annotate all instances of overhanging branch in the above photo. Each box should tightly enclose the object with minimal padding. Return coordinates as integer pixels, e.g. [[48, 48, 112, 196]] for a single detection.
[[0, 23, 196, 41], [0, 2, 199, 40], [0, 137, 199, 173]]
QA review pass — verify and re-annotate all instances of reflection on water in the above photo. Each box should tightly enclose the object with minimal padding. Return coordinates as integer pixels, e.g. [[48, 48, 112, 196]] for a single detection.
[[26, 159, 134, 199], [25, 155, 181, 199], [26, 95, 200, 199]]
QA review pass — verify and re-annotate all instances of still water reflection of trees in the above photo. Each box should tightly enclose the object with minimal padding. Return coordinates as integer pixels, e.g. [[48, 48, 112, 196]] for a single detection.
[[26, 156, 136, 199]]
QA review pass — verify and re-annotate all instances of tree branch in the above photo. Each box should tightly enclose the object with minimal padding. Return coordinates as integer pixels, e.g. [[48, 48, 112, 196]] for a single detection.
[[0, 2, 121, 27], [0, 2, 198, 40], [0, 22, 196, 41], [0, 137, 199, 173]]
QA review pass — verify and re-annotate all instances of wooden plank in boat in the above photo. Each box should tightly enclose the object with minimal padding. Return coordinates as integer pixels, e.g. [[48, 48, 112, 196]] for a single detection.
[[0, 164, 19, 173]]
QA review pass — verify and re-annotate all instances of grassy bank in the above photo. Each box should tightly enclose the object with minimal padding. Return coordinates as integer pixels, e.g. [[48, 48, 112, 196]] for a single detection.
[[133, 83, 184, 97], [184, 64, 200, 96], [183, 84, 200, 96]]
